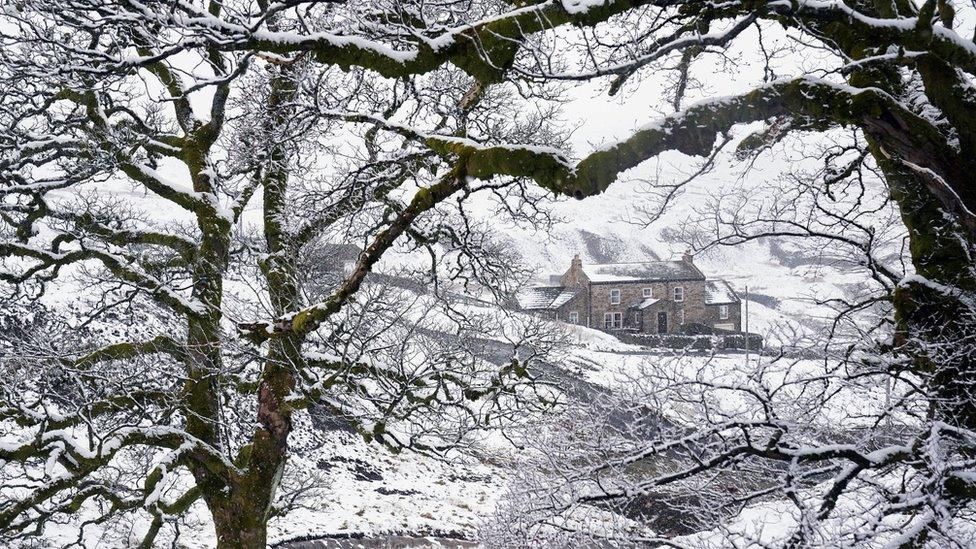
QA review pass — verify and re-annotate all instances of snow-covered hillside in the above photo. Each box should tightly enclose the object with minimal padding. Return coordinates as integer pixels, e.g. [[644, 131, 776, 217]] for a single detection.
[[484, 182, 892, 347]]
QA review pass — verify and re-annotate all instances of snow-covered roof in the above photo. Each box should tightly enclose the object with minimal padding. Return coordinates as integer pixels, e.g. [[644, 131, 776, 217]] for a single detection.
[[517, 286, 580, 310], [581, 261, 704, 283], [551, 288, 578, 308], [705, 279, 739, 305], [630, 297, 660, 309]]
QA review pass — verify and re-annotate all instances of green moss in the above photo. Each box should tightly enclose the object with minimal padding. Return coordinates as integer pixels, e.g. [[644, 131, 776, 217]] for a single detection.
[[290, 309, 315, 334]]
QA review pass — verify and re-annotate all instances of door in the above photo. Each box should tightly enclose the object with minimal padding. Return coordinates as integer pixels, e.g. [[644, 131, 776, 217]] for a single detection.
[[657, 311, 668, 334]]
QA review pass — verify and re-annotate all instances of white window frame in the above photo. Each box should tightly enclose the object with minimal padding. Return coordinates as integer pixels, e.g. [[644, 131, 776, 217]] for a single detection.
[[673, 286, 684, 302], [609, 288, 621, 305], [603, 312, 622, 329], [568, 311, 579, 324], [719, 304, 730, 320], [677, 309, 685, 325], [642, 287, 652, 298]]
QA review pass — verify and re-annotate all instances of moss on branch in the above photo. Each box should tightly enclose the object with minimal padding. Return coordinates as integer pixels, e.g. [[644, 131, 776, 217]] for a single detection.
[[422, 78, 965, 210]]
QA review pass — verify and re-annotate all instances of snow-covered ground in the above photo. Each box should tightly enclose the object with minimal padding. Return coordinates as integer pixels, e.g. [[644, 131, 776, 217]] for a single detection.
[[269, 428, 504, 548]]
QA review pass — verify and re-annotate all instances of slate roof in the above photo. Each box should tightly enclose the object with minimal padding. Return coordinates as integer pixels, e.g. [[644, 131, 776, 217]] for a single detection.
[[581, 261, 705, 283], [517, 286, 580, 310], [704, 279, 739, 305]]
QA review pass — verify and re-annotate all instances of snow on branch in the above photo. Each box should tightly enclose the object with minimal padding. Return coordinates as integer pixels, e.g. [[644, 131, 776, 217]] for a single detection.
[[0, 240, 206, 319]]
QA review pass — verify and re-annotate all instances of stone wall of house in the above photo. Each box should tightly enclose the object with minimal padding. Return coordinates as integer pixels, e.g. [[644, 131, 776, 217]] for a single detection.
[[555, 291, 588, 325], [635, 299, 668, 333], [531, 309, 558, 321], [703, 302, 742, 332], [589, 280, 707, 334]]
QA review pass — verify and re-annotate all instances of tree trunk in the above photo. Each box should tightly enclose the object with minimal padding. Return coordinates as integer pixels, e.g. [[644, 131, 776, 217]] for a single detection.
[[205, 59, 305, 549], [851, 52, 976, 435], [211, 496, 270, 549], [875, 150, 976, 431]]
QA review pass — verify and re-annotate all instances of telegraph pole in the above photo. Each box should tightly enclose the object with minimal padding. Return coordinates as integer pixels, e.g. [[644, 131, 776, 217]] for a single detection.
[[744, 284, 749, 367]]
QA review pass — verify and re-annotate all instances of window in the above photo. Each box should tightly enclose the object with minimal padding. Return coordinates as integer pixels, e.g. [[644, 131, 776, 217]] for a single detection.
[[568, 311, 579, 324], [673, 286, 684, 302], [609, 289, 621, 305], [634, 312, 640, 325], [642, 287, 652, 298], [677, 309, 685, 325], [604, 312, 622, 329], [719, 304, 730, 320]]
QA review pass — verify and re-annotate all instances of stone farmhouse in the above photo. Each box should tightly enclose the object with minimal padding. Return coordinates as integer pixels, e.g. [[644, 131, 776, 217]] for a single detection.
[[518, 253, 742, 334]]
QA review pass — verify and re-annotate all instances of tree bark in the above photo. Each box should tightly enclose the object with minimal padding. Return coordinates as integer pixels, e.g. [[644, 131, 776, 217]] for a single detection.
[[880, 154, 976, 430], [210, 495, 270, 549], [854, 49, 976, 434]]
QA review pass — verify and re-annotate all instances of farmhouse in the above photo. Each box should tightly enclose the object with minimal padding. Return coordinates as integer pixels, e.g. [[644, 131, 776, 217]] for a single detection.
[[518, 253, 742, 334]]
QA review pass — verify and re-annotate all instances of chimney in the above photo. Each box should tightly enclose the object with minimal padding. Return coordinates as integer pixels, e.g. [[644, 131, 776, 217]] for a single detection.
[[682, 248, 694, 264], [561, 254, 584, 287]]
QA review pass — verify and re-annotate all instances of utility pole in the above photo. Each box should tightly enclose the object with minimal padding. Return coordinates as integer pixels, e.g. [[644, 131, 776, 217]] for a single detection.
[[743, 284, 749, 368]]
